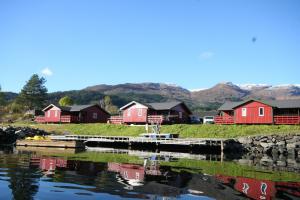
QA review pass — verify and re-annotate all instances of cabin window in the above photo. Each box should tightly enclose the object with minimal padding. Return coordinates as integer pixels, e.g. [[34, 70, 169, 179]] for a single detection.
[[127, 109, 131, 117], [179, 112, 183, 119], [242, 108, 247, 117], [259, 107, 264, 116], [47, 111, 50, 117], [138, 108, 142, 116], [93, 113, 98, 119], [55, 110, 58, 117]]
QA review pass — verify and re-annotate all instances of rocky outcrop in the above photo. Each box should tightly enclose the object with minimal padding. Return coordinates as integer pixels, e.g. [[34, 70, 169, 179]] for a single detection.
[[0, 126, 49, 144], [238, 134, 300, 158]]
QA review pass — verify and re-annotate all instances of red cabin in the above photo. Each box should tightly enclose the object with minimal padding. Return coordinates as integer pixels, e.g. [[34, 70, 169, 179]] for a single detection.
[[215, 99, 300, 125], [35, 104, 110, 123], [109, 101, 192, 124]]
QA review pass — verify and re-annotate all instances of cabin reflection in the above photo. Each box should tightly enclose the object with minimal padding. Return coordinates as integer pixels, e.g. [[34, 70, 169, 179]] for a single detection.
[[27, 155, 300, 199], [216, 175, 300, 200]]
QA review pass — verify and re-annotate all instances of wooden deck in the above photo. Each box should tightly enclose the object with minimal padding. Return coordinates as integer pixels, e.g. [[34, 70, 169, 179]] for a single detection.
[[49, 135, 226, 149], [274, 116, 300, 125], [35, 115, 79, 123], [16, 140, 85, 148], [108, 115, 177, 124], [215, 115, 300, 125], [215, 116, 234, 124]]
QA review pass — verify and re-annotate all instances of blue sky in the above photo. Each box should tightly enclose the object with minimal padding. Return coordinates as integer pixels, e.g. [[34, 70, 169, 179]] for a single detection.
[[0, 0, 299, 92]]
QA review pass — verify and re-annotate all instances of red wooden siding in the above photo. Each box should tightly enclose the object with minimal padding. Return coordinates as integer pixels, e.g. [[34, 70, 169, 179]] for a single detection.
[[122, 105, 148, 123], [274, 116, 300, 124], [234, 101, 273, 124], [44, 106, 61, 123]]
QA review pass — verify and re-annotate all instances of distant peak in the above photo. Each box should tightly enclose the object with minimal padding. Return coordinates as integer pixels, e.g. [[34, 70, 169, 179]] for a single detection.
[[219, 81, 235, 86]]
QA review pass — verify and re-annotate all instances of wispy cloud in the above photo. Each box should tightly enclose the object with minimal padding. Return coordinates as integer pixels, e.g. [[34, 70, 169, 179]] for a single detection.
[[41, 67, 53, 76], [199, 51, 214, 60]]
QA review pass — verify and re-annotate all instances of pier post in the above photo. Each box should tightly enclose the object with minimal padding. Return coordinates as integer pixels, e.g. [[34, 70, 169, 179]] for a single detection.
[[221, 140, 224, 162]]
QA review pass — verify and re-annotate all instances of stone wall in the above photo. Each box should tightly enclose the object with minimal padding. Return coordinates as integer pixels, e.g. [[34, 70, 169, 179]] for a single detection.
[[238, 134, 300, 157]]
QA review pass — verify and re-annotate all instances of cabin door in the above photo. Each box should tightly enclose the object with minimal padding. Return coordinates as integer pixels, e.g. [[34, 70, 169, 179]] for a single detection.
[[79, 111, 87, 123]]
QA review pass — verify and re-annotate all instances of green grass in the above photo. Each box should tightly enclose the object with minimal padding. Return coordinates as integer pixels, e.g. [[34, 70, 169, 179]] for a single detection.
[[6, 122, 300, 138]]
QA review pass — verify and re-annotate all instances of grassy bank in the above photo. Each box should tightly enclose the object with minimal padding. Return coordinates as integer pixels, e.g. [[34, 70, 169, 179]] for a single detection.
[[6, 122, 300, 138]]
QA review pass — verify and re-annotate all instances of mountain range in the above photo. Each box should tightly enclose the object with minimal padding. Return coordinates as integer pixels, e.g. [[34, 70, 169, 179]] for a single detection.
[[4, 82, 300, 114]]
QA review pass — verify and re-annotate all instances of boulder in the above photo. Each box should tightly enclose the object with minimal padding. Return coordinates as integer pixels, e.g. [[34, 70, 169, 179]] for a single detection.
[[238, 137, 253, 144], [260, 142, 274, 149]]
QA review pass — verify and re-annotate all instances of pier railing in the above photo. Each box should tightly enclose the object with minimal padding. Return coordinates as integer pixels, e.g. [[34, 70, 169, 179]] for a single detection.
[[108, 116, 123, 124], [274, 115, 300, 125], [214, 116, 234, 124], [60, 115, 79, 123]]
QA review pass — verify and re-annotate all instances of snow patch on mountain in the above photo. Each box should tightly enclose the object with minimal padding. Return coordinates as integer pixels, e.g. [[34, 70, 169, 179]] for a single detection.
[[189, 88, 208, 92], [267, 84, 300, 90], [238, 84, 272, 90]]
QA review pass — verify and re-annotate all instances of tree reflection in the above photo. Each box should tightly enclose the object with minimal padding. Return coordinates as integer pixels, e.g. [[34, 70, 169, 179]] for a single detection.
[[7, 155, 41, 200]]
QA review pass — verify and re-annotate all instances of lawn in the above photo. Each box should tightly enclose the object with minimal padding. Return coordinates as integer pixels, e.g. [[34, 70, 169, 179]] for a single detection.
[[6, 122, 300, 138]]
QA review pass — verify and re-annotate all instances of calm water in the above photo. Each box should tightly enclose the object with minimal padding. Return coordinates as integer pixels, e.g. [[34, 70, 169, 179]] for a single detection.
[[0, 146, 299, 200]]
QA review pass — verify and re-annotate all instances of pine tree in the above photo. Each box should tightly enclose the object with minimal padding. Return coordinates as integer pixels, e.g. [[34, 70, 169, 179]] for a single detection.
[[18, 74, 48, 110]]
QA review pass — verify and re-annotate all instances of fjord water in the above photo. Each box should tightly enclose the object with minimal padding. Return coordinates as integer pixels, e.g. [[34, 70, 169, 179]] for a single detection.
[[0, 147, 299, 200]]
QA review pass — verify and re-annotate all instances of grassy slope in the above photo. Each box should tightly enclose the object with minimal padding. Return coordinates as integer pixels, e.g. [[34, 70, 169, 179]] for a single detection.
[[7, 122, 300, 138]]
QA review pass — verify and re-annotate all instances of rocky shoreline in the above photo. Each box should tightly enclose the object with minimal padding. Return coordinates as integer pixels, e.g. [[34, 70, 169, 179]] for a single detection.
[[238, 134, 300, 157], [234, 134, 300, 172], [0, 126, 49, 144]]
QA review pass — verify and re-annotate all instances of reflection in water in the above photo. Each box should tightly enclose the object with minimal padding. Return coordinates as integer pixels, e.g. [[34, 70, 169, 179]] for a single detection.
[[0, 147, 299, 200], [217, 175, 300, 200]]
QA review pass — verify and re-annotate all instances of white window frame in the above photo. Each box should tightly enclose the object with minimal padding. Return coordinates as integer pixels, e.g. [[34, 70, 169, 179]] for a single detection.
[[47, 111, 51, 117], [242, 108, 247, 117], [93, 112, 98, 119], [138, 108, 142, 117], [259, 107, 264, 116], [55, 110, 58, 117]]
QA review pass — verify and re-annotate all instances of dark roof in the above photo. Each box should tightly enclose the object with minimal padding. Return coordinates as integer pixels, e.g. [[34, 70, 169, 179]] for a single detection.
[[218, 101, 243, 111], [147, 101, 183, 110], [218, 99, 300, 110], [120, 101, 192, 114], [148, 101, 192, 114], [43, 104, 109, 114], [267, 99, 300, 109], [197, 110, 218, 118], [69, 105, 94, 112], [56, 105, 71, 112]]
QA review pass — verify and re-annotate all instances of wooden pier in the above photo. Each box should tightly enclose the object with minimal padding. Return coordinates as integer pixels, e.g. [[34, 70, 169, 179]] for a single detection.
[[49, 135, 227, 151], [16, 139, 85, 148]]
